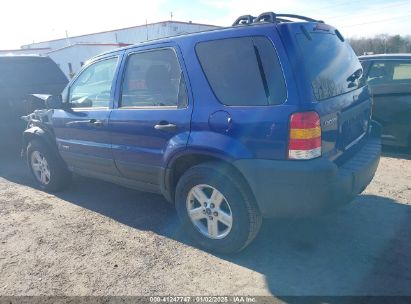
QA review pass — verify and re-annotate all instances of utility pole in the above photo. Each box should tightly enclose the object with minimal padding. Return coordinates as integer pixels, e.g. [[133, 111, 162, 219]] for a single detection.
[[65, 30, 71, 46], [146, 19, 149, 41], [384, 37, 387, 54]]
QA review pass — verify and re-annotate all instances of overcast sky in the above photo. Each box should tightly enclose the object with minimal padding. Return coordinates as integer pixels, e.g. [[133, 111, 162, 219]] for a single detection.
[[1, 0, 411, 49]]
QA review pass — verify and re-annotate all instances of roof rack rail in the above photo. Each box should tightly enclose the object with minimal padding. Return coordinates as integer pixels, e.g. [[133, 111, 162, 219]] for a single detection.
[[232, 12, 324, 26], [232, 15, 256, 26]]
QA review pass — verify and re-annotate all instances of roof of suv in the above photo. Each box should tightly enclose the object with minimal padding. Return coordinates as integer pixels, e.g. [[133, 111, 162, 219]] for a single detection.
[[359, 54, 411, 60], [92, 23, 270, 59], [92, 12, 324, 60]]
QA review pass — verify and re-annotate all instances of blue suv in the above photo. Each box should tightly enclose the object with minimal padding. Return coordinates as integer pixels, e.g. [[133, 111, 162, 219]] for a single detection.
[[22, 13, 381, 253]]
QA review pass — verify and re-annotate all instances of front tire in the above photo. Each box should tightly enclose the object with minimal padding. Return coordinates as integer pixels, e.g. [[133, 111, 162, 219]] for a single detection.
[[175, 162, 262, 254], [27, 140, 70, 192]]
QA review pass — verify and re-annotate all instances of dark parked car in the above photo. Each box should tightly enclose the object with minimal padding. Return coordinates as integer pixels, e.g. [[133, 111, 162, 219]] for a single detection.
[[22, 13, 381, 253], [0, 55, 68, 148], [359, 54, 411, 148]]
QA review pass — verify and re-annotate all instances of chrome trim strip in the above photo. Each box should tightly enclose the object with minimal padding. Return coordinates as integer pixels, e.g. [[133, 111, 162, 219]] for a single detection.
[[345, 131, 366, 150]]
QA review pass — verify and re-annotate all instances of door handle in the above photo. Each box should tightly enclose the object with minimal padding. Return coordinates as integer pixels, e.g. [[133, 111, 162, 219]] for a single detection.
[[89, 119, 104, 126], [154, 121, 178, 132]]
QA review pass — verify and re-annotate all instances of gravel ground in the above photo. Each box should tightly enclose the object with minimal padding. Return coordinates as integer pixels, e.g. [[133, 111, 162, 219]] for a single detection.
[[0, 149, 410, 297]]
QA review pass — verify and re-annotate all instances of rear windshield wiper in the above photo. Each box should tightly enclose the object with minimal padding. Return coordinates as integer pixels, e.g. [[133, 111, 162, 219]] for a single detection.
[[346, 68, 363, 83]]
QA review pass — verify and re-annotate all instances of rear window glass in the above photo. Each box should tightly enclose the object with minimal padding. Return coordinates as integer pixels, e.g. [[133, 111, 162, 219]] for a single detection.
[[296, 32, 364, 101], [367, 61, 411, 85], [196, 36, 287, 106], [0, 58, 67, 87]]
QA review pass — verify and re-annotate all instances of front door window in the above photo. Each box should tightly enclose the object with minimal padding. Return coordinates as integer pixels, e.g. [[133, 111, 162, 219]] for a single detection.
[[69, 57, 118, 108]]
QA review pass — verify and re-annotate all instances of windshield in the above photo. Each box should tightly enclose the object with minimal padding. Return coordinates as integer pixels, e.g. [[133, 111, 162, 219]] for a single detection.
[[296, 32, 365, 101]]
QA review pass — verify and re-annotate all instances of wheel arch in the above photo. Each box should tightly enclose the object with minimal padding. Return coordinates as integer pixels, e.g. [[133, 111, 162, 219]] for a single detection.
[[22, 127, 61, 161], [163, 150, 257, 208]]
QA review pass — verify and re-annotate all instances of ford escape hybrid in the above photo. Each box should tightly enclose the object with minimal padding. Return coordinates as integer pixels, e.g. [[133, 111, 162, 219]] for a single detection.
[[22, 13, 381, 253]]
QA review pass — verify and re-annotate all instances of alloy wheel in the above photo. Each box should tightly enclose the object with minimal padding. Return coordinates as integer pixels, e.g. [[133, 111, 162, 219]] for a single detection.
[[186, 184, 233, 239], [30, 151, 51, 185]]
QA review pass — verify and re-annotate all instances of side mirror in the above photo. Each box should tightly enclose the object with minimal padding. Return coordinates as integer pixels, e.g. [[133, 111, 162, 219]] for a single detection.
[[45, 95, 63, 109]]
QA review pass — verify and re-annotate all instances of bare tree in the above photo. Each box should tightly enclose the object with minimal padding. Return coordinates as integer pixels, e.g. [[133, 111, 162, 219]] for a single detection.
[[348, 34, 411, 55]]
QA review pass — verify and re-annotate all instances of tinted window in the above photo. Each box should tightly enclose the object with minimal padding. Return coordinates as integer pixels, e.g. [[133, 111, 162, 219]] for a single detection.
[[296, 33, 364, 101], [367, 60, 411, 85], [69, 57, 118, 108], [196, 36, 286, 106], [121, 48, 187, 108]]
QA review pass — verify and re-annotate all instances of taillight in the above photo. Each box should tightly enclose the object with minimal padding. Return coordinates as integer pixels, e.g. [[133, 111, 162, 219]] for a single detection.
[[288, 111, 321, 160]]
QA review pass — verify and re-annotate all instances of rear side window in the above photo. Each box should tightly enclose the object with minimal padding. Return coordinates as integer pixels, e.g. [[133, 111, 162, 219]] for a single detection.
[[196, 36, 287, 106], [296, 32, 364, 101]]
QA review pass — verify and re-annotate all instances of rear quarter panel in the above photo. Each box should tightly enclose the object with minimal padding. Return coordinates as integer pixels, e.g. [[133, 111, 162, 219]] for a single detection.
[[176, 25, 301, 161]]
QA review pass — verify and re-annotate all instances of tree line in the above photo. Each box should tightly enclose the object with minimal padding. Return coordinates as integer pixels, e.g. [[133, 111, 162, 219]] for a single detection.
[[348, 34, 411, 55]]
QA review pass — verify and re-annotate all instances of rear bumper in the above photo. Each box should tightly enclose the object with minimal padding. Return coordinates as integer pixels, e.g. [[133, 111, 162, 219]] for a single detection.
[[234, 122, 382, 218]]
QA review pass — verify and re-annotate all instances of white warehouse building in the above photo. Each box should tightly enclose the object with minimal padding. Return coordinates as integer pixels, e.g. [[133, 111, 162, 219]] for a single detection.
[[1, 20, 219, 78]]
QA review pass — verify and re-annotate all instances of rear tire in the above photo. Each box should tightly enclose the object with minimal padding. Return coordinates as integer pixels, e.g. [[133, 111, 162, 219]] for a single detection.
[[27, 140, 70, 192], [175, 162, 262, 254]]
